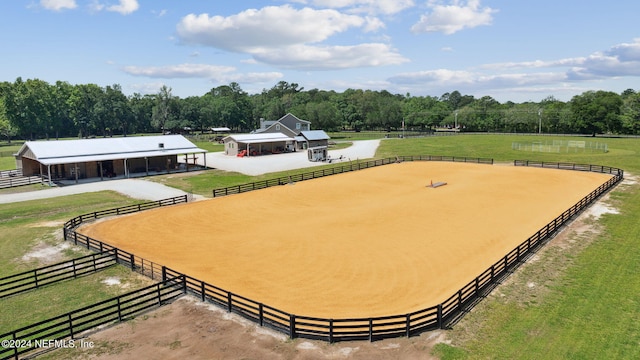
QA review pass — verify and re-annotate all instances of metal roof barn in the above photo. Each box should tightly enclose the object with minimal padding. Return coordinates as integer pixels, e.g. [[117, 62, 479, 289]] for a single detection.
[[15, 135, 207, 185]]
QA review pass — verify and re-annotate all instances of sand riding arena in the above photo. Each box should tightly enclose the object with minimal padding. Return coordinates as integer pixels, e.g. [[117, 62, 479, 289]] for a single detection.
[[75, 158, 621, 341]]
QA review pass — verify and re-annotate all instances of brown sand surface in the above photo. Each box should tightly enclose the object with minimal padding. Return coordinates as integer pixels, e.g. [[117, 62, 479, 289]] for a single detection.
[[79, 162, 611, 318]]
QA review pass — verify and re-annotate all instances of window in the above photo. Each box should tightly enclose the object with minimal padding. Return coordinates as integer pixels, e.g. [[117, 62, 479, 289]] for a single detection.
[[296, 123, 301, 130], [276, 124, 280, 130]]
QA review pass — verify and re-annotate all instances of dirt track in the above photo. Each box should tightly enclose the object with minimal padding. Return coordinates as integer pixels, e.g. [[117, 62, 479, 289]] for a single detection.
[[80, 162, 611, 319]]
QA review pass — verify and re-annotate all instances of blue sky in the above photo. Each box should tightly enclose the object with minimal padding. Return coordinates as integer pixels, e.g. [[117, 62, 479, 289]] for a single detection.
[[2, 0, 639, 102]]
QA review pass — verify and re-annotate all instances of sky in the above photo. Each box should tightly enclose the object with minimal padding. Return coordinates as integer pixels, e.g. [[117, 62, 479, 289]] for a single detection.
[[1, 0, 639, 103]]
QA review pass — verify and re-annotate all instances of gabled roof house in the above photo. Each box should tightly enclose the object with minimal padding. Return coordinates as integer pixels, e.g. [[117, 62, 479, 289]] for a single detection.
[[255, 113, 311, 137]]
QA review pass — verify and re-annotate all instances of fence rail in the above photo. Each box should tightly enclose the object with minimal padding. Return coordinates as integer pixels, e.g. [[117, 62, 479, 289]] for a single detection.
[[212, 155, 493, 197], [0, 250, 117, 299], [52, 158, 623, 346], [0, 276, 185, 360], [0, 176, 42, 189], [0, 170, 22, 178]]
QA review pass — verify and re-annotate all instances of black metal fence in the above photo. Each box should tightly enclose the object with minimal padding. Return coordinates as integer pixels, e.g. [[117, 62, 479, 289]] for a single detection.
[[0, 250, 117, 299], [212, 155, 493, 197], [0, 276, 185, 360], [52, 159, 623, 345], [63, 195, 189, 230]]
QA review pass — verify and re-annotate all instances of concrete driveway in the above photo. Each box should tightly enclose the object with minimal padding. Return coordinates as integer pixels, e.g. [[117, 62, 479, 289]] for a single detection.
[[201, 139, 381, 176], [0, 179, 191, 204]]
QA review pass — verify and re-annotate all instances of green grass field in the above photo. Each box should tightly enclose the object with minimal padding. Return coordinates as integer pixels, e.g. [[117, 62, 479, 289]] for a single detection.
[[1, 134, 639, 359], [0, 192, 156, 334]]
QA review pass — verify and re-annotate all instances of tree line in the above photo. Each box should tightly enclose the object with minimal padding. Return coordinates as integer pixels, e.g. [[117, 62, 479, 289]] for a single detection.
[[1, 78, 639, 141]]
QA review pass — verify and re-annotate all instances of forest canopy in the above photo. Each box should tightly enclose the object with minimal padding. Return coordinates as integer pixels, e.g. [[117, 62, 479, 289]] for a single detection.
[[1, 78, 639, 141]]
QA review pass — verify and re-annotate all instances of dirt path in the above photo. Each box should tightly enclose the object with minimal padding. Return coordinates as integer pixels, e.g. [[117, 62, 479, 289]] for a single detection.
[[46, 296, 446, 360]]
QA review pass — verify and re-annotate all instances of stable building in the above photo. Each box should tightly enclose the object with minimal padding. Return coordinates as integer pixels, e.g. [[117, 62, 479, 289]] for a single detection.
[[15, 135, 207, 185]]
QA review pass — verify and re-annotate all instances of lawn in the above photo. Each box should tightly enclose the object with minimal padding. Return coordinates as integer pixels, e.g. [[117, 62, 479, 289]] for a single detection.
[[1, 134, 639, 359], [377, 135, 640, 360], [0, 192, 156, 334]]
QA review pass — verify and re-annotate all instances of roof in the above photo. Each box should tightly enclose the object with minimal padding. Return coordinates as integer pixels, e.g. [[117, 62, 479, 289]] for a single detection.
[[211, 127, 231, 132], [300, 130, 330, 141], [18, 135, 206, 166], [224, 133, 293, 144]]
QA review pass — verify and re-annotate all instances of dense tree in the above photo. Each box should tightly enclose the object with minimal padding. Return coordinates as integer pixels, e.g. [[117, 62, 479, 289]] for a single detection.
[[0, 77, 635, 140], [620, 89, 640, 134], [570, 91, 623, 136]]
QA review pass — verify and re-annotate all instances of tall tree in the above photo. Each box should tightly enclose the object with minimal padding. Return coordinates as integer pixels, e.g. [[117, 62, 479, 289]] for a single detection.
[[151, 85, 174, 133], [570, 91, 623, 136], [620, 89, 640, 134]]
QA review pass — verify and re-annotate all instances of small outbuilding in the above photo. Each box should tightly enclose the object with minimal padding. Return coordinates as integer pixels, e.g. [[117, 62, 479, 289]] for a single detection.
[[15, 135, 207, 185], [223, 133, 294, 157], [298, 130, 331, 150]]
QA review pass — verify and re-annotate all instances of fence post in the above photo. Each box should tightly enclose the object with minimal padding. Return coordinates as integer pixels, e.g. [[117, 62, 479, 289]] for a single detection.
[[162, 266, 167, 284], [259, 303, 264, 326], [227, 292, 232, 312], [117, 297, 122, 322], [406, 314, 411, 338], [329, 319, 334, 343], [68, 314, 75, 339], [201, 282, 205, 301], [437, 304, 443, 329], [368, 318, 373, 342], [72, 259, 77, 278], [34, 269, 39, 288], [130, 253, 135, 271], [182, 275, 187, 294], [289, 315, 296, 339], [157, 283, 162, 306]]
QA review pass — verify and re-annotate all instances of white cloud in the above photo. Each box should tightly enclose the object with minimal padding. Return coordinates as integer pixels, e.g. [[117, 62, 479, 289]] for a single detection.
[[121, 63, 283, 84], [388, 69, 567, 93], [106, 0, 139, 15], [253, 43, 408, 70], [480, 39, 640, 80], [41, 0, 77, 11], [303, 0, 415, 15], [568, 38, 640, 79], [480, 58, 585, 70], [89, 0, 139, 15], [176, 5, 404, 70], [411, 0, 497, 35], [177, 6, 367, 52], [123, 64, 236, 78]]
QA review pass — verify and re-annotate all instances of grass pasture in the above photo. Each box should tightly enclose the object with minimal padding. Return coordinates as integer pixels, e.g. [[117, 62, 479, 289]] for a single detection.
[[0, 192, 155, 335], [1, 134, 639, 359]]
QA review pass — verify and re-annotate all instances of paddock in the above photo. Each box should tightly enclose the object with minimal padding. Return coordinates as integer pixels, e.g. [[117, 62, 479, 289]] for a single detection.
[[79, 162, 612, 319]]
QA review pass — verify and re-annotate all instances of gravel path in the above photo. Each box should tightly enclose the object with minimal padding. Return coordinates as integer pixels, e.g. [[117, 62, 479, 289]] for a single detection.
[[0, 140, 381, 203]]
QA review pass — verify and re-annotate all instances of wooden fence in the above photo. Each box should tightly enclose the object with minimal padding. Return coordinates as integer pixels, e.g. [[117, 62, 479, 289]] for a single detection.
[[0, 176, 43, 189], [51, 159, 623, 345], [0, 250, 117, 299], [0, 276, 185, 360], [0, 170, 22, 178], [212, 155, 493, 197]]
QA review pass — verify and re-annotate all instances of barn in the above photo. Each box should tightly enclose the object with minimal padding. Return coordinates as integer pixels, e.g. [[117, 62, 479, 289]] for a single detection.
[[15, 135, 207, 185]]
